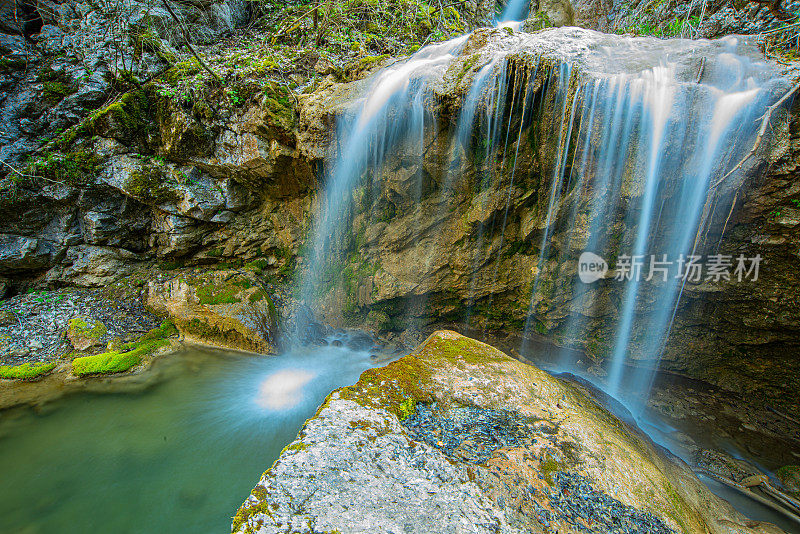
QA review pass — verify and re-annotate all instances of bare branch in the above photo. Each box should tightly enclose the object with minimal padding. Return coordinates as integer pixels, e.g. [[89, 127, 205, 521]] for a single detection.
[[159, 0, 221, 83], [711, 81, 800, 189]]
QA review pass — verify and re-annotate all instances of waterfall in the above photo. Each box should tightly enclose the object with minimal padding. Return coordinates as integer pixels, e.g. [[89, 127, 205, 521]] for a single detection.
[[296, 25, 789, 409], [499, 0, 530, 23], [297, 35, 469, 311]]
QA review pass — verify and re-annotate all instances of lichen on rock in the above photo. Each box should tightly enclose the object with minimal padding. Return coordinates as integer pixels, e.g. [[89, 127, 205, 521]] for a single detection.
[[66, 316, 108, 351], [232, 331, 783, 534], [146, 271, 275, 354]]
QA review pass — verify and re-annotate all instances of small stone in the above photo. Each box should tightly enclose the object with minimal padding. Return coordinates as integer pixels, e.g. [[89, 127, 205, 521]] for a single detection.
[[66, 316, 107, 351], [0, 309, 15, 326]]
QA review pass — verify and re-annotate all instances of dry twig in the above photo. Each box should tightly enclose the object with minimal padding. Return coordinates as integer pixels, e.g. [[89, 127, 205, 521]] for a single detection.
[[711, 81, 800, 189]]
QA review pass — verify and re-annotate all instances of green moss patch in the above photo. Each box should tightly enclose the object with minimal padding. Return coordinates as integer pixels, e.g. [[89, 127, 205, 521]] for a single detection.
[[42, 81, 76, 103], [248, 290, 266, 303], [0, 362, 57, 380], [196, 284, 242, 305], [71, 320, 176, 376], [24, 150, 102, 187], [336, 332, 508, 419], [124, 165, 179, 205], [71, 347, 149, 375], [68, 317, 107, 339], [85, 88, 154, 143], [397, 397, 417, 420]]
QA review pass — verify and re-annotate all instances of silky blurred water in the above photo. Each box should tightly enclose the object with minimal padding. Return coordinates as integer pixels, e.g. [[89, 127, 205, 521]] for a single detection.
[[0, 342, 382, 534]]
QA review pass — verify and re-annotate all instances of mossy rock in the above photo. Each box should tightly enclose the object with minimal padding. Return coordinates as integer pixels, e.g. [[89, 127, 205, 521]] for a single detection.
[[178, 316, 265, 354], [196, 283, 242, 305], [777, 465, 800, 494], [70, 320, 176, 376], [67, 316, 107, 351], [42, 81, 76, 103], [85, 88, 155, 144], [258, 83, 296, 133], [235, 331, 759, 534], [124, 164, 179, 205], [0, 362, 57, 380], [23, 150, 102, 187]]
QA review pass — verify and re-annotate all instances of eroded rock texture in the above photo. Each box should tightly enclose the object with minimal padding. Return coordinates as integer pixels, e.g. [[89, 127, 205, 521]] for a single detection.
[[1, 15, 798, 414], [232, 331, 784, 534]]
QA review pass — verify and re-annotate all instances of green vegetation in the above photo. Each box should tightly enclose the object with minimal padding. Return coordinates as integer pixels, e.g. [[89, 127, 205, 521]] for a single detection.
[[539, 454, 564, 485], [85, 88, 154, 142], [336, 333, 509, 419], [124, 164, 179, 205], [526, 10, 552, 31], [0, 58, 27, 71], [132, 29, 177, 65], [71, 348, 145, 375], [0, 362, 57, 380], [21, 150, 101, 187], [248, 290, 266, 303], [71, 320, 176, 376], [231, 486, 275, 534], [619, 15, 700, 38], [260, 0, 468, 56], [397, 397, 417, 420], [196, 283, 242, 305], [141, 319, 179, 341], [68, 317, 107, 340], [245, 259, 271, 275], [42, 81, 76, 102], [38, 65, 76, 103]]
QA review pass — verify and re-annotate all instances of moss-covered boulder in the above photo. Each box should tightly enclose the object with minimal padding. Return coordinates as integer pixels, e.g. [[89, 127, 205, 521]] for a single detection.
[[66, 316, 107, 351], [146, 271, 274, 354], [0, 362, 57, 380], [232, 331, 784, 534], [70, 320, 177, 376]]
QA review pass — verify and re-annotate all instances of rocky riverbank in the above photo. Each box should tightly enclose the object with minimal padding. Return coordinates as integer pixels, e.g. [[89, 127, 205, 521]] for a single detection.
[[232, 331, 785, 534], [0, 264, 287, 409], [1, 1, 799, 418]]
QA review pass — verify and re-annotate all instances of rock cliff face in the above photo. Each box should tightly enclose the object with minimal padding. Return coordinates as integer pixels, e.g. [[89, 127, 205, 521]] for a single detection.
[[232, 331, 784, 534], [1, 3, 798, 414], [297, 28, 800, 416], [0, 0, 251, 166]]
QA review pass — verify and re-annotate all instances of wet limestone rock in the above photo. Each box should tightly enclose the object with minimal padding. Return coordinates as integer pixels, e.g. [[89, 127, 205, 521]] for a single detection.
[[146, 271, 273, 353], [66, 316, 107, 351], [776, 466, 800, 496], [233, 331, 784, 534], [536, 0, 575, 27]]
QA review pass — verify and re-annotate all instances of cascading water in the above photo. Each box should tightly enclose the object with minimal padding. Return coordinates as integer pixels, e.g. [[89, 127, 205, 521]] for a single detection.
[[296, 21, 790, 416], [541, 50, 781, 407], [298, 35, 469, 311]]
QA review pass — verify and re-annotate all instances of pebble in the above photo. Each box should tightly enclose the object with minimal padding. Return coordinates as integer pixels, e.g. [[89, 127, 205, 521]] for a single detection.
[[0, 288, 160, 364], [402, 403, 531, 464], [547, 473, 674, 534]]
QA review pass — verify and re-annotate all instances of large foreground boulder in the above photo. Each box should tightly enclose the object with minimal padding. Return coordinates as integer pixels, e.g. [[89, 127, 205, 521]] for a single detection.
[[232, 331, 783, 534]]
